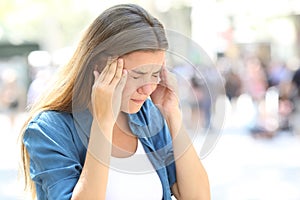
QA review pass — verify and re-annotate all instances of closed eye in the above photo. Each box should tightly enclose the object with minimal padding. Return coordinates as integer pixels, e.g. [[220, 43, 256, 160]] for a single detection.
[[152, 70, 161, 78], [130, 68, 161, 79], [132, 76, 141, 79]]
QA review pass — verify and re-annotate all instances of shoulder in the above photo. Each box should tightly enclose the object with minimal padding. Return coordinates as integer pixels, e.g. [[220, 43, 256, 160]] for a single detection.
[[27, 110, 74, 132], [24, 110, 76, 145], [30, 110, 73, 126], [23, 111, 85, 196]]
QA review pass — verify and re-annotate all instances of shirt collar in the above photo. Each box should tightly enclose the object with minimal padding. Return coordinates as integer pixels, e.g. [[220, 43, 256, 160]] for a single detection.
[[126, 99, 165, 138], [126, 111, 146, 126], [73, 99, 163, 138]]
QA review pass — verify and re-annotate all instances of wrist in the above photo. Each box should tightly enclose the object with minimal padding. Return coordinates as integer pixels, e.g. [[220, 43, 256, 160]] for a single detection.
[[92, 119, 114, 138], [164, 108, 182, 138], [164, 107, 182, 122]]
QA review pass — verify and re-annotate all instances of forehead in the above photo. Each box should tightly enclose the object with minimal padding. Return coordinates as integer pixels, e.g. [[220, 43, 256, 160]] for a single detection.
[[121, 51, 165, 70]]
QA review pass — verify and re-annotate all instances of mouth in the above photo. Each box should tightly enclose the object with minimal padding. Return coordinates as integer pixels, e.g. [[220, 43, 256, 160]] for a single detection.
[[131, 99, 146, 104]]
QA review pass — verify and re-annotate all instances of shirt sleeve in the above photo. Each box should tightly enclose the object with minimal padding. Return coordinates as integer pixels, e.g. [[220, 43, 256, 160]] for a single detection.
[[23, 113, 83, 200]]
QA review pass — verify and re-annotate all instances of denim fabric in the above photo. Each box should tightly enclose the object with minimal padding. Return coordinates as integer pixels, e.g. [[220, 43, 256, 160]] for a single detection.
[[24, 99, 176, 200]]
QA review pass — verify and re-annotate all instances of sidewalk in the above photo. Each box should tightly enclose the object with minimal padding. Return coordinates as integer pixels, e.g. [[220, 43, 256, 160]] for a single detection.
[[202, 129, 300, 200], [0, 113, 29, 200]]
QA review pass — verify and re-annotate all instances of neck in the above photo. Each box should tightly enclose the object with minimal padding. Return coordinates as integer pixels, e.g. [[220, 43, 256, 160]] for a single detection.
[[112, 112, 138, 158], [114, 112, 133, 136]]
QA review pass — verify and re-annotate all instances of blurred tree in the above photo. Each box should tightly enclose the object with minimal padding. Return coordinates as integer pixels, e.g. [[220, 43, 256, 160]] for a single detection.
[[0, 0, 96, 51]]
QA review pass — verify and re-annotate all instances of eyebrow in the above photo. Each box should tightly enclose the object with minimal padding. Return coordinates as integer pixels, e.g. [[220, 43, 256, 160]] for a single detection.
[[131, 68, 162, 75]]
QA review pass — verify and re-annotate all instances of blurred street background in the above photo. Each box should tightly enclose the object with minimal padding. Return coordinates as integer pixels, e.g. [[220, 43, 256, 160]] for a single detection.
[[1, 0, 300, 199]]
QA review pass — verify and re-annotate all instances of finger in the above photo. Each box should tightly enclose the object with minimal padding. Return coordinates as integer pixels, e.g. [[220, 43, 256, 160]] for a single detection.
[[93, 70, 100, 84], [97, 57, 112, 81], [167, 72, 179, 94], [97, 57, 115, 82], [160, 64, 177, 92], [101, 58, 118, 85], [159, 64, 168, 85], [111, 59, 124, 85], [115, 69, 128, 91]]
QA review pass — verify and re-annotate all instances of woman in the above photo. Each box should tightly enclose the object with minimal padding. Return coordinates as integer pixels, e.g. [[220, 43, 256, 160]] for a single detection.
[[20, 4, 210, 200]]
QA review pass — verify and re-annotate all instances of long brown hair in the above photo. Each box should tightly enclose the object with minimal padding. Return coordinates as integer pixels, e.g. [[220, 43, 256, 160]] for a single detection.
[[19, 3, 168, 198]]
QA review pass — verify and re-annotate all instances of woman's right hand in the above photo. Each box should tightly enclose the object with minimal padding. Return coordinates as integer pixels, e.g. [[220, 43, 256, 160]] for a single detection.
[[91, 58, 127, 132]]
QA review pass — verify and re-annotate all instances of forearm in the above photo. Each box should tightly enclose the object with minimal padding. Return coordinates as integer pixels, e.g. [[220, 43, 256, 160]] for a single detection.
[[166, 111, 210, 200], [71, 120, 113, 200]]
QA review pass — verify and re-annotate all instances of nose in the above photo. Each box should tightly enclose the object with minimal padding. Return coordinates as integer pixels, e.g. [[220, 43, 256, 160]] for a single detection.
[[137, 83, 157, 96]]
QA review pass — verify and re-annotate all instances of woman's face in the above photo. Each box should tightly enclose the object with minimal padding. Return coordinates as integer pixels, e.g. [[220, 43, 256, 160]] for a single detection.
[[120, 50, 165, 113]]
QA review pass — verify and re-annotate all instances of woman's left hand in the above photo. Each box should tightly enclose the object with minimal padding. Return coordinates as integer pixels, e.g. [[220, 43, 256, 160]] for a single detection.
[[150, 62, 181, 121]]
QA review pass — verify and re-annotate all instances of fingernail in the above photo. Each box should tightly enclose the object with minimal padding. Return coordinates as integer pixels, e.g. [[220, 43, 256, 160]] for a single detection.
[[118, 58, 123, 65]]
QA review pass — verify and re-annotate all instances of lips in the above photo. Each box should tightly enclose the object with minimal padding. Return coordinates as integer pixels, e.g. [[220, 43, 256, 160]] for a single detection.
[[131, 99, 146, 104]]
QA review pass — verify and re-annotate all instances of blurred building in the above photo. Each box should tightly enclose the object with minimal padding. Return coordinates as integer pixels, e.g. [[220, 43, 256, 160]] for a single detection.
[[190, 0, 300, 67]]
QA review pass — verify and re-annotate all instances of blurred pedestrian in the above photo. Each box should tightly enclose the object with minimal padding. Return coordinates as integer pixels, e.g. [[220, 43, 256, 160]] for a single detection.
[[266, 60, 294, 131], [290, 67, 300, 134], [292, 67, 300, 98], [190, 75, 211, 129], [243, 57, 268, 102], [224, 70, 242, 101], [242, 57, 275, 137], [26, 68, 53, 108], [0, 68, 25, 127], [20, 4, 210, 200]]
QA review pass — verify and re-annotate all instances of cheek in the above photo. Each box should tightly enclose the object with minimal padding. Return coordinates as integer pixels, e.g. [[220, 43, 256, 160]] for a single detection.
[[122, 81, 137, 98], [152, 84, 158, 92], [122, 79, 158, 100]]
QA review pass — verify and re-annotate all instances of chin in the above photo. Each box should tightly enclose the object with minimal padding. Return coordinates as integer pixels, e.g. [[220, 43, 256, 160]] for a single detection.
[[121, 103, 142, 114]]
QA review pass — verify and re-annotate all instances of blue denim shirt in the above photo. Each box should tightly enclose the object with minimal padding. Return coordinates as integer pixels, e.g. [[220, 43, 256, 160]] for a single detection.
[[24, 99, 176, 200]]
